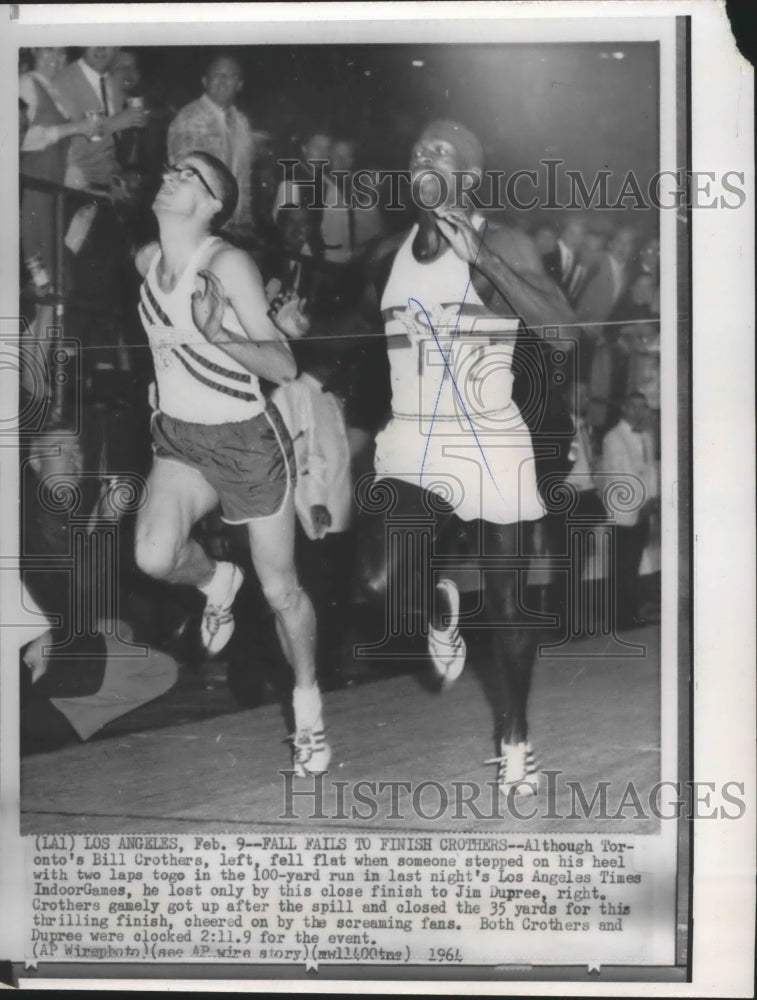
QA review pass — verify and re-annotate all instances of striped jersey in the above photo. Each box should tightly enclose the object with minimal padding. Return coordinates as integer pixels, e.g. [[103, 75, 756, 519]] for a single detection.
[[374, 217, 545, 525], [139, 236, 265, 425], [380, 216, 521, 423]]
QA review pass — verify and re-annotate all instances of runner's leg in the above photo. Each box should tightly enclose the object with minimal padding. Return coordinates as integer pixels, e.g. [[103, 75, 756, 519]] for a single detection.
[[479, 519, 537, 744], [246, 493, 328, 773], [247, 492, 316, 688], [359, 477, 456, 639], [135, 457, 220, 586], [460, 518, 539, 789]]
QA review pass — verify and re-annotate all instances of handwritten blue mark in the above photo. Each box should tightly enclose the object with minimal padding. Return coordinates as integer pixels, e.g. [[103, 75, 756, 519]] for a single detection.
[[410, 219, 505, 502]]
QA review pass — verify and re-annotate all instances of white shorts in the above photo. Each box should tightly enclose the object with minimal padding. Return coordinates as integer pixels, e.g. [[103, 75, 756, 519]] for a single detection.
[[374, 409, 545, 526]]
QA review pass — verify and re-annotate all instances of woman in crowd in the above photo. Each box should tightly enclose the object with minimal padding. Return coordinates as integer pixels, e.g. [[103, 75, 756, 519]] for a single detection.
[[19, 48, 101, 276]]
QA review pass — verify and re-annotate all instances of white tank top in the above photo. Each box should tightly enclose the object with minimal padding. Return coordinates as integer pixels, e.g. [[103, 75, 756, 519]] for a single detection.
[[139, 236, 265, 425], [380, 218, 520, 421]]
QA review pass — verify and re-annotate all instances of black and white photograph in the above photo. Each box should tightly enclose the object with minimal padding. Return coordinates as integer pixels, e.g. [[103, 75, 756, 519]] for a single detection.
[[0, 1, 753, 993], [14, 27, 670, 830]]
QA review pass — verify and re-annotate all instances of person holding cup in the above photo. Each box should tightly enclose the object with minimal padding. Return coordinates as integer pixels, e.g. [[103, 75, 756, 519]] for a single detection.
[[52, 49, 149, 404], [19, 48, 102, 276], [55, 47, 147, 190], [112, 48, 148, 169]]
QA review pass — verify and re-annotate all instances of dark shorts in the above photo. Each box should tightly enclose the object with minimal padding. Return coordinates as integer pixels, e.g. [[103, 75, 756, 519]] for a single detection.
[[152, 404, 295, 523]]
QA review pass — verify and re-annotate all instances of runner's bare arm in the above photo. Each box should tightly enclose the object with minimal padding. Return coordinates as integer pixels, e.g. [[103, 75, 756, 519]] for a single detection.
[[433, 209, 576, 332], [193, 248, 297, 385]]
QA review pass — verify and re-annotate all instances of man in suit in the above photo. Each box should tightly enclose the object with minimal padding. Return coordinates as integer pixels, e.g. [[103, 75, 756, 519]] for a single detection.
[[167, 53, 256, 242], [599, 391, 659, 629], [574, 224, 637, 329], [55, 46, 146, 189], [320, 137, 385, 265], [272, 129, 334, 260], [576, 225, 638, 425], [111, 47, 145, 169], [542, 217, 587, 306]]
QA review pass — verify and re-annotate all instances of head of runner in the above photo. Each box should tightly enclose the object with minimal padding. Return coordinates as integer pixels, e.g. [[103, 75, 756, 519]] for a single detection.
[[410, 119, 483, 212], [153, 151, 238, 235]]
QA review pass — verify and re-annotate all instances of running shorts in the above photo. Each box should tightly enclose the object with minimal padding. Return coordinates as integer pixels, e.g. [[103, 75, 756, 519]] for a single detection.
[[151, 403, 295, 523]]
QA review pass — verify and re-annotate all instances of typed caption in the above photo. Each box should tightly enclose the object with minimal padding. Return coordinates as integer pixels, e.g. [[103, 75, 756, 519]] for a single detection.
[[27, 831, 674, 970]]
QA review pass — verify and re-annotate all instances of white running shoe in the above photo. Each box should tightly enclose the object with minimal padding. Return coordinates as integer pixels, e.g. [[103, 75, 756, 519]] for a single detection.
[[291, 728, 332, 776], [428, 578, 466, 687], [485, 740, 539, 795], [200, 562, 244, 655]]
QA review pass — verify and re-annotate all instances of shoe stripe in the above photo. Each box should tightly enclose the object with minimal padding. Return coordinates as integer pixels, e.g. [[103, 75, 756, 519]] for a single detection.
[[204, 612, 233, 626], [486, 742, 539, 784], [430, 631, 461, 647], [429, 631, 464, 653]]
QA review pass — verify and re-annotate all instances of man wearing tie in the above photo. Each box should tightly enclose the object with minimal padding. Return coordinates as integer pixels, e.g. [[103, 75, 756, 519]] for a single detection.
[[600, 391, 659, 629], [55, 47, 146, 189], [575, 225, 638, 426], [320, 138, 384, 265], [542, 217, 587, 306], [167, 53, 255, 242], [575, 225, 637, 328]]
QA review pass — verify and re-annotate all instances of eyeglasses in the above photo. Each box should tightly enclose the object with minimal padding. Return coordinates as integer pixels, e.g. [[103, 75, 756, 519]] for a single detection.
[[163, 163, 218, 201]]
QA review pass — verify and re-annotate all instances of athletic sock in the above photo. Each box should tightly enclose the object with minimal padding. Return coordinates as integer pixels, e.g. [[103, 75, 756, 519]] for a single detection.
[[198, 560, 233, 604], [293, 683, 323, 732], [432, 578, 459, 634]]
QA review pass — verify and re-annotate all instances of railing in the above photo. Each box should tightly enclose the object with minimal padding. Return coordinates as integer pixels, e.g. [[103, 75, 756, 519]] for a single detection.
[[20, 175, 127, 417], [20, 174, 113, 309]]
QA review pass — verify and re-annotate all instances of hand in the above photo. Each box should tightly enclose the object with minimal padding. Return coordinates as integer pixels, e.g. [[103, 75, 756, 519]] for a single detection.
[[64, 163, 88, 190], [432, 207, 485, 264], [111, 106, 147, 131], [310, 504, 332, 536], [270, 291, 310, 339], [76, 116, 100, 140], [191, 269, 227, 343], [147, 381, 158, 411], [23, 631, 51, 685], [265, 277, 283, 303], [92, 477, 124, 524]]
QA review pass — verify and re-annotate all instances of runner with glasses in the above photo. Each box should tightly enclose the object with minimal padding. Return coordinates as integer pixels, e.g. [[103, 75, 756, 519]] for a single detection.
[[134, 151, 329, 776], [163, 161, 219, 200]]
